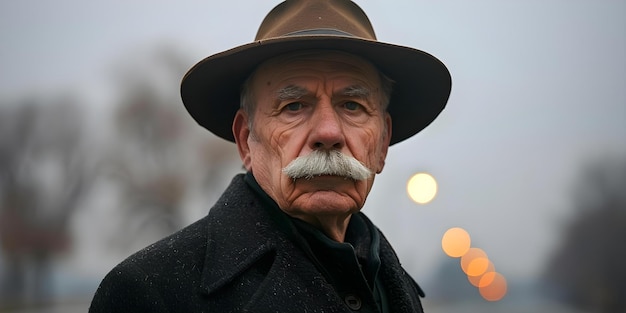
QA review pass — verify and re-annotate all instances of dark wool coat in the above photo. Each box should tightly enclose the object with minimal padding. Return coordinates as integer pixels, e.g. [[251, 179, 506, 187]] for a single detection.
[[89, 174, 425, 313]]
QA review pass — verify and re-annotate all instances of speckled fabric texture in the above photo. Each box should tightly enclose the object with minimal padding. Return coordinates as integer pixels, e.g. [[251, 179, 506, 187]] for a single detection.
[[89, 174, 424, 312]]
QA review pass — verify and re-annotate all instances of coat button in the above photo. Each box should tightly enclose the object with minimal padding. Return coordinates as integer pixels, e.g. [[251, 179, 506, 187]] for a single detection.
[[344, 294, 362, 310]]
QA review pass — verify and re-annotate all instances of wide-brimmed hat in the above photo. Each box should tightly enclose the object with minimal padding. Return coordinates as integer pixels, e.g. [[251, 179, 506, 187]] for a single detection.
[[181, 0, 451, 145]]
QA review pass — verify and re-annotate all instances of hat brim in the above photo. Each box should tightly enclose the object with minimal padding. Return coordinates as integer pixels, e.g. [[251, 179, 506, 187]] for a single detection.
[[181, 35, 451, 145]]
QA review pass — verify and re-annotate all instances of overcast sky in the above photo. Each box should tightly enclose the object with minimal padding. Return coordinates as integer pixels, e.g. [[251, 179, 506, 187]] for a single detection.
[[1, 0, 625, 288]]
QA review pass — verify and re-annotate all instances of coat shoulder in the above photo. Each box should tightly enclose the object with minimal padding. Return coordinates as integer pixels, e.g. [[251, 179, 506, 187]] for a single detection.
[[97, 174, 250, 282], [126, 216, 209, 271], [89, 217, 210, 313], [90, 175, 251, 312]]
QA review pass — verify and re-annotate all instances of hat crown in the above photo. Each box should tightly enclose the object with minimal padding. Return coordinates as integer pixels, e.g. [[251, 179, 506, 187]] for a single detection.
[[255, 0, 377, 41]]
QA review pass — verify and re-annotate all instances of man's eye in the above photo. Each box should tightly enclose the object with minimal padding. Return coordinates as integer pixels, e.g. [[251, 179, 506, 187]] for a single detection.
[[344, 101, 361, 111], [286, 102, 303, 111]]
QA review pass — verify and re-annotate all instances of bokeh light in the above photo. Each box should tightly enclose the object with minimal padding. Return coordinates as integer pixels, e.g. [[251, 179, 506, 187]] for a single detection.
[[440, 225, 508, 302], [406, 172, 438, 204], [478, 272, 508, 301], [441, 227, 471, 257], [468, 261, 495, 287], [460, 248, 488, 276], [466, 256, 490, 277]]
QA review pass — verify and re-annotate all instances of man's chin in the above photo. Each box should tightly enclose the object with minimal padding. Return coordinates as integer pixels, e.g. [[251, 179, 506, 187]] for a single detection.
[[289, 192, 361, 216], [287, 184, 364, 213]]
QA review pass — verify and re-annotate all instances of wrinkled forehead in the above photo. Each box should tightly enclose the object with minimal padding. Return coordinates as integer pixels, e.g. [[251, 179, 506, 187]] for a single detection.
[[251, 50, 382, 90]]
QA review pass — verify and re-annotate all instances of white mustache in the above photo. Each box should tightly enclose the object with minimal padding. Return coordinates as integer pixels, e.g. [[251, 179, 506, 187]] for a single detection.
[[282, 150, 373, 181]]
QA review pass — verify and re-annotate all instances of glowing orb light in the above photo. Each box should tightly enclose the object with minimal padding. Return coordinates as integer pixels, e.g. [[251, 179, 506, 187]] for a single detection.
[[407, 172, 438, 204], [441, 227, 471, 258]]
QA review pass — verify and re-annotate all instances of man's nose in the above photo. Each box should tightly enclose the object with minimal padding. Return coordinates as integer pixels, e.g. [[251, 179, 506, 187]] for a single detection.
[[308, 102, 345, 150]]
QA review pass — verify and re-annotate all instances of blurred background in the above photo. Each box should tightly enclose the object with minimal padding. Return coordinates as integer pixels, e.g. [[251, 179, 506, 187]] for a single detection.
[[1, 0, 624, 312]]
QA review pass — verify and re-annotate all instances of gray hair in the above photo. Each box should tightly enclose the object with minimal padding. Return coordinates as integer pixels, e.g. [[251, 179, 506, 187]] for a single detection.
[[282, 150, 373, 181]]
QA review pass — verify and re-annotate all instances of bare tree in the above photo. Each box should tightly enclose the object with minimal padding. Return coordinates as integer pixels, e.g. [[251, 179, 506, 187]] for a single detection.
[[101, 45, 240, 250], [0, 44, 242, 309], [0, 97, 93, 307], [543, 157, 626, 313]]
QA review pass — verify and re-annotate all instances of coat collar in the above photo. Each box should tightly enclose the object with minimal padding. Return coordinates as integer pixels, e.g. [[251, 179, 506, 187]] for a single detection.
[[199, 174, 424, 313], [199, 174, 344, 312], [200, 174, 279, 292]]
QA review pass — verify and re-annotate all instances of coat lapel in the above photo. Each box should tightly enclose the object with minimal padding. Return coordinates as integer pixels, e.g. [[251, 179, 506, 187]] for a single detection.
[[198, 174, 350, 312], [378, 233, 425, 313], [242, 249, 349, 313], [197, 174, 423, 313]]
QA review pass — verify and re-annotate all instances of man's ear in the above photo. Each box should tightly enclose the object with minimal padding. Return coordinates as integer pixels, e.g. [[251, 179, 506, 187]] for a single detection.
[[376, 113, 392, 174], [232, 109, 252, 170]]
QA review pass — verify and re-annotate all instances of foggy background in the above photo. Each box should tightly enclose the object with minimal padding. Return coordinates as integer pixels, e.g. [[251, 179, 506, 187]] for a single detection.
[[1, 0, 624, 312]]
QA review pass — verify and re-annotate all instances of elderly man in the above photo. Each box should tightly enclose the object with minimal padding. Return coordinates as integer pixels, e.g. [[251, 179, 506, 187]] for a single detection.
[[90, 1, 450, 312]]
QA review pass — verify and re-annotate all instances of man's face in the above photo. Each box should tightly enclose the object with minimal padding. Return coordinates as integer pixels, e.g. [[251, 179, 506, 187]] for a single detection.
[[233, 51, 392, 223]]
